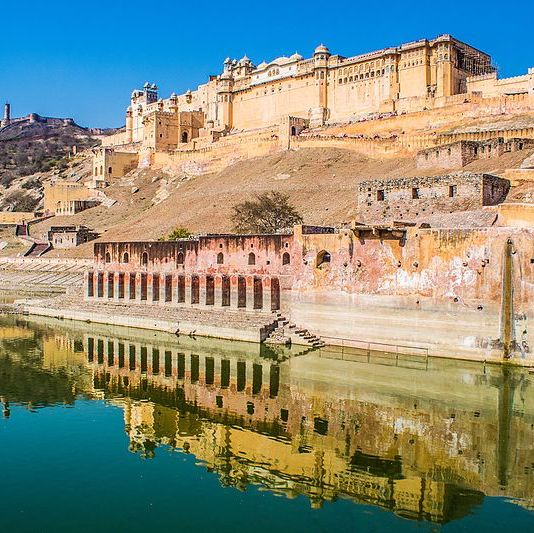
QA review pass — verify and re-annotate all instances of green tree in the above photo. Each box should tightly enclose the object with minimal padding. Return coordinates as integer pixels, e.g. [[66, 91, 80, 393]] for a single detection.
[[232, 191, 303, 234], [160, 226, 191, 241]]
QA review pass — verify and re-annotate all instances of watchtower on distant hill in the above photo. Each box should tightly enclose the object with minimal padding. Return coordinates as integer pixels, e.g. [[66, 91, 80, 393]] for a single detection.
[[1, 102, 11, 128]]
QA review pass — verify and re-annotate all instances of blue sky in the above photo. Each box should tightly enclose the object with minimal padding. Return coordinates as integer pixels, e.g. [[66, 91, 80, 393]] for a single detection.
[[1, 0, 532, 127]]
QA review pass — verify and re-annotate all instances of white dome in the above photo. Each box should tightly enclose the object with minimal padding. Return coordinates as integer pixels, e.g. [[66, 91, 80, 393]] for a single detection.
[[290, 52, 303, 61]]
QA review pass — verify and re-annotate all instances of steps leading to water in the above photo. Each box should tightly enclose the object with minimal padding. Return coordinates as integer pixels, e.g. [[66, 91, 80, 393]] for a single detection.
[[265, 312, 326, 348]]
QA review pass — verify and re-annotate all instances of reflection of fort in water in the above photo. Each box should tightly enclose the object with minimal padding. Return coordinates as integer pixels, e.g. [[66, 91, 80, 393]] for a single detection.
[[1, 318, 533, 523], [81, 327, 534, 522]]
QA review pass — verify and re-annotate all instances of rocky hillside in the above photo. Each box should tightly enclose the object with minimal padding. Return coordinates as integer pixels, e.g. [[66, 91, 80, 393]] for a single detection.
[[0, 116, 103, 211], [19, 143, 533, 259]]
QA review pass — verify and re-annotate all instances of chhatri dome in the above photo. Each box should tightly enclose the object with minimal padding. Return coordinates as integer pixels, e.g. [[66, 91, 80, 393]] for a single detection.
[[314, 44, 330, 54]]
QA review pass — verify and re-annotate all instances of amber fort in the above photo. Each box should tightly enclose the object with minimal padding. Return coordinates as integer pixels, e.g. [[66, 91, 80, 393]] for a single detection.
[[1, 32, 534, 365]]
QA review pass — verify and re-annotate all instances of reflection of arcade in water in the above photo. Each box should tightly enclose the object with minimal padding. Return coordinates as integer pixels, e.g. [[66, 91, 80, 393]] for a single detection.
[[85, 331, 534, 523], [0, 322, 92, 413]]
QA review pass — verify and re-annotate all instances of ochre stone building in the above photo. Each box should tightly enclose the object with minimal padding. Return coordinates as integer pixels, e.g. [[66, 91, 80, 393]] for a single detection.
[[43, 181, 99, 215], [106, 34, 497, 147], [95, 34, 534, 180], [357, 172, 510, 221]]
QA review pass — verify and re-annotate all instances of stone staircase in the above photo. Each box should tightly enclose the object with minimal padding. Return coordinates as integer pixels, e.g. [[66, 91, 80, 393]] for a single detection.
[[265, 312, 325, 349], [24, 242, 51, 257], [15, 224, 29, 237], [0, 257, 86, 290]]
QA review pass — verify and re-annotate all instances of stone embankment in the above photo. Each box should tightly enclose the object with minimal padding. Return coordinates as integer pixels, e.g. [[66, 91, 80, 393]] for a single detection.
[[19, 290, 282, 344]]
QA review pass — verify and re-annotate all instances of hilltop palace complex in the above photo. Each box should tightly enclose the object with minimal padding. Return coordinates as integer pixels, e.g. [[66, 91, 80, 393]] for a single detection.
[[89, 33, 534, 182]]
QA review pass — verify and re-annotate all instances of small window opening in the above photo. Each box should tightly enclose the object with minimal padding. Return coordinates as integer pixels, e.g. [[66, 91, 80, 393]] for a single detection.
[[316, 250, 331, 268]]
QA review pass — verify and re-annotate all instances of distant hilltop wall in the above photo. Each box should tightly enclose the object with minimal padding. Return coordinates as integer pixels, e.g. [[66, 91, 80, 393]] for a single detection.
[[0, 106, 81, 133]]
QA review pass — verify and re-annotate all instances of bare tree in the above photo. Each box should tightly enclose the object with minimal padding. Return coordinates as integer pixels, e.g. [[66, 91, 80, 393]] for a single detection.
[[232, 191, 303, 233]]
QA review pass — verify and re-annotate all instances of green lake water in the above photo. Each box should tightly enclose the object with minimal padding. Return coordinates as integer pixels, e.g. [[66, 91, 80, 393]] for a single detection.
[[1, 314, 533, 532]]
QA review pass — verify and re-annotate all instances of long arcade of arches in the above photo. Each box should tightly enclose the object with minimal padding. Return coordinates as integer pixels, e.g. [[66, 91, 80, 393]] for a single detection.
[[85, 271, 281, 312]]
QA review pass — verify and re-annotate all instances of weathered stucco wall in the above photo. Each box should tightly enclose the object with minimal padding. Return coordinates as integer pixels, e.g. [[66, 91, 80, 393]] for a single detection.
[[287, 227, 534, 362]]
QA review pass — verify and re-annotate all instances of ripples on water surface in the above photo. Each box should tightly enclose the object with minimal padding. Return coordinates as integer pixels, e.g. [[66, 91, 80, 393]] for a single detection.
[[0, 315, 533, 532]]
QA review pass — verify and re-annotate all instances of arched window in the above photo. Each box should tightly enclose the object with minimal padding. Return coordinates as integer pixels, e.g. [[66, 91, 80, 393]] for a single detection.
[[282, 252, 290, 265], [217, 252, 224, 265], [176, 252, 184, 265], [122, 252, 129, 263], [248, 252, 256, 265], [181, 131, 188, 143], [142, 252, 148, 266], [105, 252, 111, 263], [316, 250, 331, 268]]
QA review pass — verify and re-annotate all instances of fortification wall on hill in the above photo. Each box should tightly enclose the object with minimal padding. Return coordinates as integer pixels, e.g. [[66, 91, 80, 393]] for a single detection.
[[152, 128, 282, 174], [95, 90, 534, 182]]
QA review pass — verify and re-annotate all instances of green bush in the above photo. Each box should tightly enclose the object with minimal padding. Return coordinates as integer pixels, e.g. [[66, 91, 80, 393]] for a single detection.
[[160, 227, 191, 241]]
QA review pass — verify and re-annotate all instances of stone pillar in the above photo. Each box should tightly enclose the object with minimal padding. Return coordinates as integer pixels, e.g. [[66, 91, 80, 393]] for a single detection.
[[214, 275, 223, 307], [147, 273, 154, 303], [262, 276, 272, 313], [230, 275, 239, 309], [113, 272, 120, 301], [199, 355, 207, 385], [125, 272, 133, 300], [158, 274, 166, 305], [125, 107, 133, 143], [136, 272, 144, 301], [214, 357, 222, 386], [185, 275, 193, 306], [2, 102, 10, 128], [199, 275, 207, 307], [246, 276, 255, 311], [125, 273, 132, 301], [245, 361, 255, 393], [171, 274, 178, 306]]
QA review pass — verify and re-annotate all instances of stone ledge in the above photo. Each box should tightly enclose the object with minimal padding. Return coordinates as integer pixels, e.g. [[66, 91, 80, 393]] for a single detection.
[[22, 304, 269, 343]]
